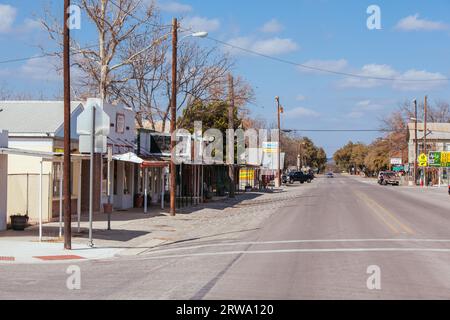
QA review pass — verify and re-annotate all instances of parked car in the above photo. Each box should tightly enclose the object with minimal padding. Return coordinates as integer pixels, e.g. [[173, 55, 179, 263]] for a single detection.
[[282, 174, 289, 184], [378, 171, 400, 186], [288, 171, 312, 184], [326, 172, 334, 178]]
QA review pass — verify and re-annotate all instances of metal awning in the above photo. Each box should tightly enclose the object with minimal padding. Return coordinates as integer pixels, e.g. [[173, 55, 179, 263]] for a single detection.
[[112, 152, 144, 164], [0, 147, 62, 160]]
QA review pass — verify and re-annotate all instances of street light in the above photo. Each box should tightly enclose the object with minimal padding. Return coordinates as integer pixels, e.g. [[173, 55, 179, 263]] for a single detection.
[[170, 18, 208, 216]]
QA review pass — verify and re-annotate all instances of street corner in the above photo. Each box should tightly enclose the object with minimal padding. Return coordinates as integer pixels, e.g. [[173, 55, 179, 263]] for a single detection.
[[0, 240, 123, 265]]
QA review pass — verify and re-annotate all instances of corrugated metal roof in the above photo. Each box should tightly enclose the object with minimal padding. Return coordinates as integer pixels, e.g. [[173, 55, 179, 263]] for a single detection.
[[0, 101, 83, 135]]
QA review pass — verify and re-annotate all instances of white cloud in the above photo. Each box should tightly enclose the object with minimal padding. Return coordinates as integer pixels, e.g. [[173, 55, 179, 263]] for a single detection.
[[158, 1, 192, 13], [296, 95, 306, 101], [299, 59, 348, 74], [393, 69, 448, 91], [182, 16, 220, 32], [227, 36, 299, 56], [20, 56, 60, 81], [395, 14, 449, 31], [339, 64, 398, 88], [261, 19, 283, 33], [338, 64, 447, 91], [18, 18, 42, 33], [0, 4, 17, 33], [285, 107, 320, 118], [347, 111, 364, 119], [355, 100, 385, 111]]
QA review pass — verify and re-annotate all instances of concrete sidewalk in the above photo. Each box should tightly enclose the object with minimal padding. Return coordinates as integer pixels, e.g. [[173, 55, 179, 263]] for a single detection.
[[0, 185, 308, 264], [0, 239, 120, 264]]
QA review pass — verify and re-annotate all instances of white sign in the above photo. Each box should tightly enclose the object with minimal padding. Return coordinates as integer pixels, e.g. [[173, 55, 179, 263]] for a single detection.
[[390, 158, 402, 165], [77, 98, 110, 154], [263, 141, 279, 153]]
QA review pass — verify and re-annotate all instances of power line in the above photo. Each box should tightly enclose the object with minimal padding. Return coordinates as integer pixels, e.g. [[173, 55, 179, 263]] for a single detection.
[[206, 36, 450, 83], [0, 43, 100, 65]]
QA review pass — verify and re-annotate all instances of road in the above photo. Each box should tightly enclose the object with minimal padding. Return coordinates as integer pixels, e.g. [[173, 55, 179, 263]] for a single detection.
[[3, 175, 450, 299]]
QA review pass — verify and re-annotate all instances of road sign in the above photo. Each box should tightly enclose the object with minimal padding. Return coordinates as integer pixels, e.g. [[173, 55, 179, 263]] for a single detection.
[[77, 98, 110, 154], [390, 158, 402, 165], [418, 153, 428, 167]]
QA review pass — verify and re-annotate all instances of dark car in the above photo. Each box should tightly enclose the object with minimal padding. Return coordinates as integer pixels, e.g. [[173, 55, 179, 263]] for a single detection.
[[288, 171, 313, 184], [326, 172, 334, 178]]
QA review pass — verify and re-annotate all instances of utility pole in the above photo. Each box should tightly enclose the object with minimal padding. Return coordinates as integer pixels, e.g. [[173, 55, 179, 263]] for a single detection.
[[424, 95, 428, 187], [170, 18, 178, 216], [275, 96, 282, 187], [63, 0, 72, 250], [228, 73, 235, 198], [414, 99, 418, 186]]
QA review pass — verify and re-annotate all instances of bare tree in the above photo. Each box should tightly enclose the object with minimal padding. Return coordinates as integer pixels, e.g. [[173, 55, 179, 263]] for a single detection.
[[41, 0, 160, 102]]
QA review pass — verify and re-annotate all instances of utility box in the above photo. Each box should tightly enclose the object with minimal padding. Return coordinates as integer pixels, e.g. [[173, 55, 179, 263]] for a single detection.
[[0, 130, 8, 231]]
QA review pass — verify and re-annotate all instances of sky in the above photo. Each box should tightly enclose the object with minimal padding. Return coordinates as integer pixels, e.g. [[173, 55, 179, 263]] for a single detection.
[[0, 0, 450, 157]]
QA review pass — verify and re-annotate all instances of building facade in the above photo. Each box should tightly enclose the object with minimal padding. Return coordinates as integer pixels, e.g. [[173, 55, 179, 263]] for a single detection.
[[408, 122, 450, 185]]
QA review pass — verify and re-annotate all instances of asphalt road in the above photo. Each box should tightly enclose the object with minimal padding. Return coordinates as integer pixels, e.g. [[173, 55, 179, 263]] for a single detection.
[[3, 175, 450, 299]]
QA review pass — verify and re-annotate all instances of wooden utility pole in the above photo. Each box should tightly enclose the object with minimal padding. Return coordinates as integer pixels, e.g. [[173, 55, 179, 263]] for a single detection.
[[275, 96, 282, 187], [170, 18, 178, 216], [63, 0, 72, 250], [424, 95, 428, 187], [414, 99, 418, 185], [228, 74, 235, 198]]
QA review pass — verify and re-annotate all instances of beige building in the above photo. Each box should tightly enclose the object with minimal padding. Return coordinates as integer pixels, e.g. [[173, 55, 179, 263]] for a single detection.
[[0, 101, 84, 224], [408, 122, 450, 185], [0, 130, 7, 230]]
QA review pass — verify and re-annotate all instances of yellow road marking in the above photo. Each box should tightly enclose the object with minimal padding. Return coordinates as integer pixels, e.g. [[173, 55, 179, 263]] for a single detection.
[[353, 190, 415, 235]]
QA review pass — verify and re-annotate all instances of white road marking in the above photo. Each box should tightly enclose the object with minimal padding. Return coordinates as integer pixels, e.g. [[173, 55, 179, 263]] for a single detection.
[[139, 247, 450, 260], [143, 238, 450, 256]]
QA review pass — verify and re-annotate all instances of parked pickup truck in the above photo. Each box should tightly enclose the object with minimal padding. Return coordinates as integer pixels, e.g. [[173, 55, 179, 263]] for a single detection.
[[378, 171, 400, 186], [288, 171, 313, 184]]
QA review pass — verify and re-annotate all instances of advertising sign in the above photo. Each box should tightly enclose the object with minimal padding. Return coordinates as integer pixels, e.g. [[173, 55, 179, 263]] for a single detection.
[[428, 152, 441, 167], [263, 141, 279, 154]]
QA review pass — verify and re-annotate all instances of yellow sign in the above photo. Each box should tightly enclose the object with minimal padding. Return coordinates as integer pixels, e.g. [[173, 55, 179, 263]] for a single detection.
[[239, 169, 255, 180], [418, 153, 428, 167], [442, 151, 450, 167]]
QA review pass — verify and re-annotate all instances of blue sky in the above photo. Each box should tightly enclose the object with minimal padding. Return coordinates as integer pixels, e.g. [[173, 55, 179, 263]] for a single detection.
[[1, 0, 450, 156]]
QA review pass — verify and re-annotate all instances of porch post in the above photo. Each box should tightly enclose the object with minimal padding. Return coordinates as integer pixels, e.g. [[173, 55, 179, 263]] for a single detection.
[[144, 167, 148, 214], [201, 165, 204, 203], [77, 159, 82, 233], [39, 160, 43, 242], [59, 162, 63, 238], [161, 168, 165, 210]]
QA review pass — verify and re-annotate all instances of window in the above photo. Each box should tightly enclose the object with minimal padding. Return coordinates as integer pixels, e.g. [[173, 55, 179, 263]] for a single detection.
[[52, 162, 73, 198], [124, 162, 132, 195], [116, 113, 125, 134]]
